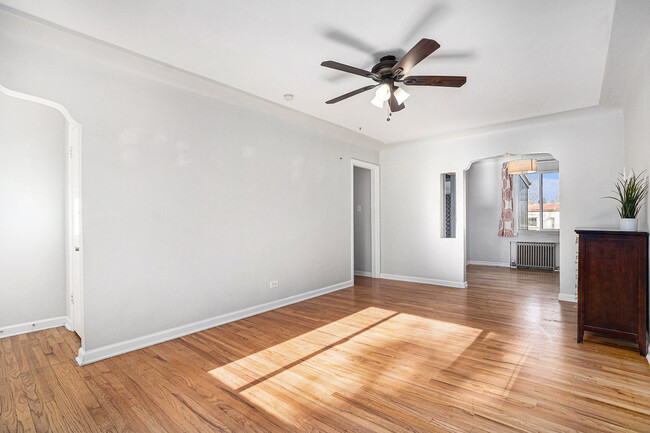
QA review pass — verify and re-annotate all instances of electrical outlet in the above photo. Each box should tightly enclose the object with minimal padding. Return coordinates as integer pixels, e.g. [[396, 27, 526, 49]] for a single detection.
[[269, 280, 279, 289]]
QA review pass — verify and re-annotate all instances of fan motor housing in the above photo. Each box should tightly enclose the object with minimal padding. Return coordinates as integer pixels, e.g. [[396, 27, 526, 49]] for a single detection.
[[371, 55, 399, 80]]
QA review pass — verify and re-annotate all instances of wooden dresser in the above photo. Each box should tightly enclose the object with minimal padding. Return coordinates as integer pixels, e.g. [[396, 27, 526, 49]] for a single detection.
[[576, 229, 648, 356]]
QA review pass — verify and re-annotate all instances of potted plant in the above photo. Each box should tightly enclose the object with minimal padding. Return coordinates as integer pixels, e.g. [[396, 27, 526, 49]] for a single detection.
[[606, 169, 648, 231]]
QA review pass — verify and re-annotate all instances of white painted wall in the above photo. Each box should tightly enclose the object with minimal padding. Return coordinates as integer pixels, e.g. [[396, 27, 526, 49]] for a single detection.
[[600, 1, 650, 232], [620, 35, 650, 233], [0, 93, 66, 328], [381, 107, 624, 299], [466, 158, 509, 266], [599, 1, 650, 228], [466, 156, 559, 267], [354, 166, 371, 274], [627, 40, 650, 355], [623, 70, 650, 220], [601, 1, 650, 351], [0, 10, 379, 354]]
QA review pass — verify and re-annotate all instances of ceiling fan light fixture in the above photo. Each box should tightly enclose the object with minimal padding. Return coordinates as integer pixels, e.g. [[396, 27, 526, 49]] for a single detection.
[[370, 95, 385, 108], [393, 87, 410, 105], [375, 83, 391, 102], [321, 38, 466, 114]]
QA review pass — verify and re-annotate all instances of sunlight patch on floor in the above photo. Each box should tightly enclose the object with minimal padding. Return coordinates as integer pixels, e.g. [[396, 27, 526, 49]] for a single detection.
[[208, 307, 485, 425], [434, 330, 534, 400], [208, 307, 398, 389]]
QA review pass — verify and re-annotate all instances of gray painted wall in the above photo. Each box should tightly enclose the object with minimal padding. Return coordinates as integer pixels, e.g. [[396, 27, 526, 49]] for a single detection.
[[354, 166, 371, 273], [0, 10, 379, 351], [0, 93, 66, 327]]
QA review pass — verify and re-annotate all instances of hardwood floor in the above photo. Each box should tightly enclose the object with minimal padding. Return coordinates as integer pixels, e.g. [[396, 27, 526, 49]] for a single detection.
[[2, 265, 650, 432]]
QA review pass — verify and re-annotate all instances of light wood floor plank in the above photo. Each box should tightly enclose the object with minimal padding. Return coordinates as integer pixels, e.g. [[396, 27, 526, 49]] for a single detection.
[[2, 265, 650, 432]]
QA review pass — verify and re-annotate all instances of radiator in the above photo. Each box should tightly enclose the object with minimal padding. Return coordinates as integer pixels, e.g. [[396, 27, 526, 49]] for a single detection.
[[514, 242, 558, 270]]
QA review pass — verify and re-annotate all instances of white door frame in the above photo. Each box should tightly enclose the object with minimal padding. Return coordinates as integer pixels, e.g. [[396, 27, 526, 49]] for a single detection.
[[0, 83, 85, 348], [351, 159, 381, 280], [68, 123, 85, 342]]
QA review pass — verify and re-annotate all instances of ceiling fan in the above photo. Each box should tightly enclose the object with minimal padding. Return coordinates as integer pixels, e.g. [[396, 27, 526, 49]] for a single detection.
[[321, 38, 466, 117]]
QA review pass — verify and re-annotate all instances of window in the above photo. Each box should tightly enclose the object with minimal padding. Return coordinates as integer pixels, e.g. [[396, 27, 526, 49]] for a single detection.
[[516, 171, 559, 230]]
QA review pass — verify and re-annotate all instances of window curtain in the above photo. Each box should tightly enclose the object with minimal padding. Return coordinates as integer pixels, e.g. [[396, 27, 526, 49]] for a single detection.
[[498, 162, 515, 237]]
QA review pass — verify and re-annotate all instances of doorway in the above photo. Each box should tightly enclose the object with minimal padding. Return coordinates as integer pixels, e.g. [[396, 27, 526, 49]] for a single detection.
[[351, 159, 380, 280], [464, 153, 560, 287], [0, 83, 84, 352]]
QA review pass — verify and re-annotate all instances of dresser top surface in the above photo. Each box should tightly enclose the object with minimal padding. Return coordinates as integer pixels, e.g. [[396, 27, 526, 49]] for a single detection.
[[575, 228, 649, 237]]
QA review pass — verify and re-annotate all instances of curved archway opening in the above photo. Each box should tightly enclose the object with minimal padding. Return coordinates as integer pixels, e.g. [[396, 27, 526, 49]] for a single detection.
[[463, 152, 560, 296], [0, 83, 84, 358]]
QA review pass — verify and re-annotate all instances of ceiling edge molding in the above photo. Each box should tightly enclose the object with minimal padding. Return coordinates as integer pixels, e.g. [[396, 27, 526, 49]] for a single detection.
[[382, 104, 622, 152]]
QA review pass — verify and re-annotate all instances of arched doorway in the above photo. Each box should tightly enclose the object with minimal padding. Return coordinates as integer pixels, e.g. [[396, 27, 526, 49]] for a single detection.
[[464, 152, 560, 287], [0, 83, 84, 355]]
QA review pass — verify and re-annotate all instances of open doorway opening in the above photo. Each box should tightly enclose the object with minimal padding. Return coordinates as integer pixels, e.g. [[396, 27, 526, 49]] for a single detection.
[[351, 160, 380, 280], [354, 166, 372, 277], [0, 84, 84, 356], [464, 153, 560, 293]]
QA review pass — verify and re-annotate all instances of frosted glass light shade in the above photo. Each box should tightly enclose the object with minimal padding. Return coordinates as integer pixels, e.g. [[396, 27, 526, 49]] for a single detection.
[[375, 84, 391, 102], [394, 87, 410, 104], [370, 96, 384, 108]]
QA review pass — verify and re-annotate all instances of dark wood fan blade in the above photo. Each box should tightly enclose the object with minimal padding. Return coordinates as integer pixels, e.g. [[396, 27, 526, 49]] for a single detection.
[[429, 52, 474, 60], [401, 5, 447, 45], [388, 80, 405, 112], [391, 38, 440, 76], [389, 96, 405, 112], [402, 75, 467, 87], [324, 29, 376, 54], [321, 61, 378, 79], [325, 84, 379, 104]]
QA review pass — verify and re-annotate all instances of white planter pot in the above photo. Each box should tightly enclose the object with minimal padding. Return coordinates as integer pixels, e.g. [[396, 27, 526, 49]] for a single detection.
[[620, 218, 638, 231]]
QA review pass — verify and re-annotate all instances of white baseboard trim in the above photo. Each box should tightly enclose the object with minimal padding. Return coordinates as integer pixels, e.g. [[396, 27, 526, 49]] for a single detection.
[[0, 316, 67, 339], [646, 352, 650, 366], [65, 316, 73, 331], [380, 273, 468, 289], [354, 270, 372, 277], [467, 260, 511, 268], [76, 279, 353, 366], [557, 293, 577, 303]]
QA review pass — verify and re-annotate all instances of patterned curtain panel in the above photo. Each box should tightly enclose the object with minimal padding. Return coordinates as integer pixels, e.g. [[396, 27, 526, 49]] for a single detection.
[[498, 162, 515, 237]]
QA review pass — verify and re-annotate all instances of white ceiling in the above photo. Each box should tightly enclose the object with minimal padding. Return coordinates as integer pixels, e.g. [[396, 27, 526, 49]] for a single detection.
[[1, 0, 616, 145]]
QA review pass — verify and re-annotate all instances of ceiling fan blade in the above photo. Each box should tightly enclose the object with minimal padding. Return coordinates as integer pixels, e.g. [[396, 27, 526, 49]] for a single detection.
[[389, 96, 405, 112], [391, 38, 441, 76], [321, 61, 378, 79], [325, 84, 379, 104], [401, 5, 447, 45], [402, 75, 467, 87], [324, 29, 376, 54], [388, 80, 405, 112], [428, 52, 475, 60]]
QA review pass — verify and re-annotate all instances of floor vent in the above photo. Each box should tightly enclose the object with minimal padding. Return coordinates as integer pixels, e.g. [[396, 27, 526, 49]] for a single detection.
[[513, 242, 558, 270]]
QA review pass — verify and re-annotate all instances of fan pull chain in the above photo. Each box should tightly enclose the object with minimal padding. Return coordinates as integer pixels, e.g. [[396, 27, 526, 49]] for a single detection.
[[386, 102, 391, 122]]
